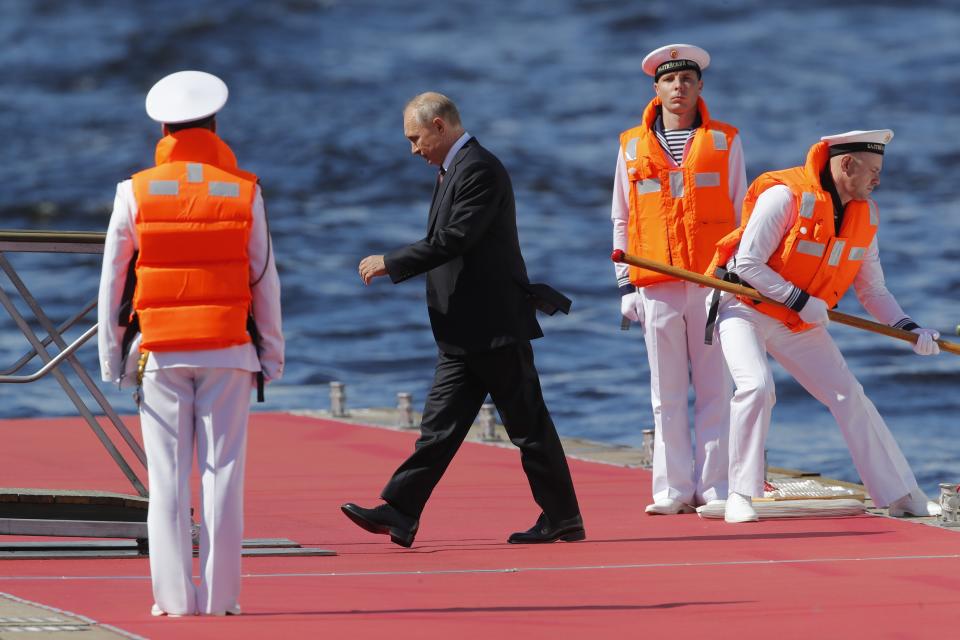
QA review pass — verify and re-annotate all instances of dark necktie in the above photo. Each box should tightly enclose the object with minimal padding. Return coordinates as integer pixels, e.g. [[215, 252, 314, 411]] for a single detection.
[[430, 168, 445, 209]]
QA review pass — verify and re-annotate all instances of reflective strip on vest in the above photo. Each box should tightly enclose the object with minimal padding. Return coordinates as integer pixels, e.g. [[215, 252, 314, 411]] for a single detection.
[[828, 239, 845, 266], [636, 179, 660, 195], [848, 246, 866, 261], [711, 130, 727, 151], [148, 180, 179, 196], [868, 200, 879, 225], [669, 171, 684, 198], [187, 163, 204, 183], [625, 137, 639, 161], [694, 172, 720, 188], [209, 181, 240, 197], [799, 192, 815, 219], [795, 239, 825, 257]]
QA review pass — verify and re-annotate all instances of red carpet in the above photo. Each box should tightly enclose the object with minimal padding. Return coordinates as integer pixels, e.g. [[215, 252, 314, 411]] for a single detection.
[[1, 413, 958, 639]]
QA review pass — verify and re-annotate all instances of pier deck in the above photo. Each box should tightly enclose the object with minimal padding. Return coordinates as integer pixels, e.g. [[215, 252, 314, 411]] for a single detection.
[[0, 412, 957, 639]]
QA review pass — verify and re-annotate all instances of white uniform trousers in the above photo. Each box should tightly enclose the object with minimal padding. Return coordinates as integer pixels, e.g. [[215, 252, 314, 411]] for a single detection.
[[716, 299, 919, 506], [640, 281, 731, 505], [140, 366, 252, 615]]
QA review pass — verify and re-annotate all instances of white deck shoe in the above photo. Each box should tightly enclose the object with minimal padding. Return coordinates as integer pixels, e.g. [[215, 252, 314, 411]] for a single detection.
[[645, 498, 695, 515], [151, 604, 193, 617], [212, 604, 242, 616], [888, 491, 942, 518], [724, 492, 759, 523]]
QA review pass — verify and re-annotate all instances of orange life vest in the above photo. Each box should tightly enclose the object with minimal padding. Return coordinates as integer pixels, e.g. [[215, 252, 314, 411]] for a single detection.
[[710, 140, 879, 332], [131, 128, 258, 352], [620, 97, 739, 287]]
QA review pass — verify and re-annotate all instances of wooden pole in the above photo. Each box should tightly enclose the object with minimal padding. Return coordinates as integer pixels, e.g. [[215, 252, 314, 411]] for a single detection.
[[611, 249, 960, 356]]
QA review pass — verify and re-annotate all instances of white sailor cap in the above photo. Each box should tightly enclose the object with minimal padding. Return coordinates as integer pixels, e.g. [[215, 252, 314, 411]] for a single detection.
[[820, 129, 893, 157], [642, 44, 710, 80], [145, 70, 228, 124]]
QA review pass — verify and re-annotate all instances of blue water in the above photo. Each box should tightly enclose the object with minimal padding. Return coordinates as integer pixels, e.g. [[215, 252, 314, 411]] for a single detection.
[[0, 0, 958, 498]]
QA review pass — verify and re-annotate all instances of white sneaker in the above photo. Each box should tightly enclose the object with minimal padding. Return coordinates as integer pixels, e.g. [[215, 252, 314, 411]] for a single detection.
[[151, 604, 192, 617], [724, 492, 759, 523], [888, 491, 942, 518], [211, 604, 242, 616], [645, 498, 695, 515]]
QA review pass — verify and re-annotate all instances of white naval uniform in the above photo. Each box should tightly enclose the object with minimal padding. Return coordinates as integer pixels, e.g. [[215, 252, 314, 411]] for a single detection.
[[611, 132, 747, 505], [717, 184, 920, 506], [98, 180, 283, 615]]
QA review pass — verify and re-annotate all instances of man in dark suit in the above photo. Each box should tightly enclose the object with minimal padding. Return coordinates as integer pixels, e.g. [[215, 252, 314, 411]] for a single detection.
[[343, 92, 583, 547]]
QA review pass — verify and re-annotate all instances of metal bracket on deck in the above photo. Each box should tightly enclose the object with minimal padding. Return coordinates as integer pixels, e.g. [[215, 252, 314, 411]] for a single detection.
[[0, 231, 149, 548], [0, 537, 336, 560], [0, 231, 147, 497]]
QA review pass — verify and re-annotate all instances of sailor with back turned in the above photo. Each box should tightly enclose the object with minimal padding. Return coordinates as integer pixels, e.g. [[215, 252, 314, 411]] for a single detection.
[[97, 70, 284, 615]]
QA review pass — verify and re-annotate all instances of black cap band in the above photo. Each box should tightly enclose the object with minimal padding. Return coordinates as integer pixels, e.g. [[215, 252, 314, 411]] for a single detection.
[[828, 142, 885, 157], [655, 59, 701, 81]]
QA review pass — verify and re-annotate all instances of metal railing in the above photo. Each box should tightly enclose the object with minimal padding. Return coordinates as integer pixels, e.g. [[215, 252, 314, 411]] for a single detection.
[[0, 230, 147, 497]]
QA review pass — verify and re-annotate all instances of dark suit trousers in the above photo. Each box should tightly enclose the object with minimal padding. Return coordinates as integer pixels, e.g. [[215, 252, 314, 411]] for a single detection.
[[381, 341, 580, 522]]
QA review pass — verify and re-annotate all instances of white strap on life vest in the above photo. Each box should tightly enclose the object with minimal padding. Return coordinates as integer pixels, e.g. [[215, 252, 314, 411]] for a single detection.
[[669, 171, 684, 198], [795, 239, 826, 258], [694, 172, 720, 187], [209, 181, 240, 197], [148, 180, 179, 196], [187, 163, 204, 183], [799, 192, 816, 219], [710, 129, 727, 151], [636, 179, 660, 195], [827, 239, 846, 267]]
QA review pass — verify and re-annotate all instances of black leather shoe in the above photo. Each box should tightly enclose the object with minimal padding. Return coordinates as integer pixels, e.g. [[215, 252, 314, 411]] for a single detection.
[[508, 512, 585, 544], [340, 502, 419, 548]]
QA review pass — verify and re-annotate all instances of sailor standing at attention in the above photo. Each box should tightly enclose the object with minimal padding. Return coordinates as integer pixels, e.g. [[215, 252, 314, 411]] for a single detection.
[[611, 44, 747, 514], [709, 129, 942, 523], [97, 71, 284, 615]]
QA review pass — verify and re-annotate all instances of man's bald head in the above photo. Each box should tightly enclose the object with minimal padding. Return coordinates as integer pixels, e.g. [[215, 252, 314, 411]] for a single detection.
[[402, 92, 465, 166], [404, 92, 463, 129]]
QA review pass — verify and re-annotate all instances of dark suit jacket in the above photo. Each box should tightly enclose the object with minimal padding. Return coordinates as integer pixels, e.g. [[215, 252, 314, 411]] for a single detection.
[[384, 137, 544, 355]]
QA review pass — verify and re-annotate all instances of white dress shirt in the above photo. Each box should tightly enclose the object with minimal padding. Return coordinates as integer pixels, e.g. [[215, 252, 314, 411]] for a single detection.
[[442, 131, 472, 172], [98, 180, 284, 386]]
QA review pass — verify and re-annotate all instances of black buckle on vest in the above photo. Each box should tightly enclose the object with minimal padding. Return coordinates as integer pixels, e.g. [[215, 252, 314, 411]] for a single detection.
[[704, 267, 746, 345], [246, 314, 266, 403]]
